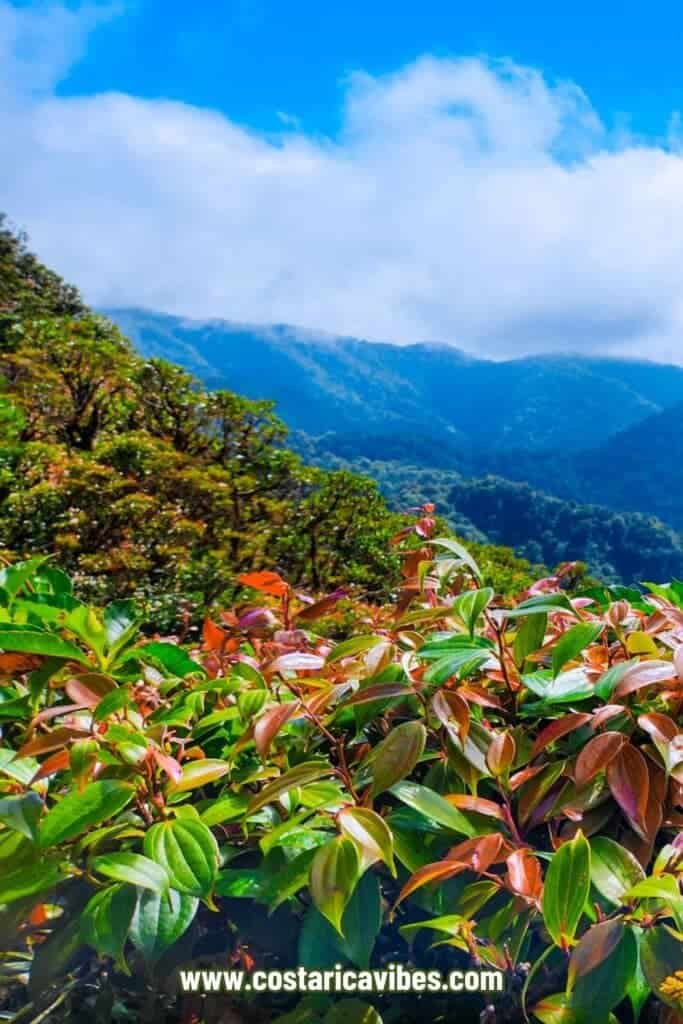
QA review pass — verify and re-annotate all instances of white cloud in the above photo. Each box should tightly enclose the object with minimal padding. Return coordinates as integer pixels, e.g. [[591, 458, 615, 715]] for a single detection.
[[3, 2, 683, 363]]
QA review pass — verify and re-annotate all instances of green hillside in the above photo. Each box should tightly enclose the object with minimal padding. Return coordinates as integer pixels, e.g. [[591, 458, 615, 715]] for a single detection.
[[0, 217, 545, 627], [105, 307, 683, 452]]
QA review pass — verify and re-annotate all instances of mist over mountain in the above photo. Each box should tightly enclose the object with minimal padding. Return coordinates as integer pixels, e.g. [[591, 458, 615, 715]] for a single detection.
[[104, 308, 683, 453], [103, 306, 683, 581]]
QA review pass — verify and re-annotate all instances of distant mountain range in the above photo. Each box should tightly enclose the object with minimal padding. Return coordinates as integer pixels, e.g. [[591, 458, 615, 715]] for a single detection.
[[105, 308, 683, 452], [104, 307, 683, 582]]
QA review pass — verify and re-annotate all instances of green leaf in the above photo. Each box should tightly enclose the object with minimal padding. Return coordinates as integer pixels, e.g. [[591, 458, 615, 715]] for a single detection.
[[92, 852, 170, 893], [389, 780, 477, 837], [200, 793, 249, 827], [259, 846, 320, 911], [0, 792, 42, 841], [451, 587, 494, 636], [168, 759, 231, 794], [505, 593, 579, 618], [551, 623, 604, 678], [103, 599, 140, 660], [334, 870, 382, 968], [309, 836, 360, 935], [0, 749, 38, 785], [144, 819, 219, 898], [93, 686, 131, 721], [368, 722, 426, 797], [130, 887, 198, 968], [325, 635, 384, 664], [589, 837, 645, 906], [136, 642, 205, 677], [568, 920, 638, 1018], [429, 537, 482, 580], [0, 557, 50, 602], [640, 925, 683, 1011], [338, 806, 396, 876], [423, 649, 490, 685], [624, 875, 681, 902], [0, 629, 91, 665], [522, 668, 594, 706], [81, 883, 137, 971], [215, 868, 264, 898], [542, 831, 591, 948], [38, 781, 135, 848], [246, 762, 336, 816], [1, 857, 64, 904], [514, 612, 547, 668]]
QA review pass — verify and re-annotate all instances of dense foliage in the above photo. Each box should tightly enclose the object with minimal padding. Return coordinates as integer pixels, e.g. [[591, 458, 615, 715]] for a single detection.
[[0, 521, 682, 1023], [293, 436, 683, 588], [0, 216, 414, 629]]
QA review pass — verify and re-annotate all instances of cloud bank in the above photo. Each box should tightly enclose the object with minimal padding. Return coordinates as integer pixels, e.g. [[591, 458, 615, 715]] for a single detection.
[[3, 2, 683, 362]]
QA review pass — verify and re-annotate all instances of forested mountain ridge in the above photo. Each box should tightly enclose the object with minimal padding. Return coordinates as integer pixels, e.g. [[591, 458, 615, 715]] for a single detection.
[[105, 307, 683, 452], [0, 215, 551, 627], [293, 436, 683, 586]]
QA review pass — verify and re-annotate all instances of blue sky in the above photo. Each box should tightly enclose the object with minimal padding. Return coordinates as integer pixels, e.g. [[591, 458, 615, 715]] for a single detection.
[[3, 1, 683, 363], [56, 1, 682, 143]]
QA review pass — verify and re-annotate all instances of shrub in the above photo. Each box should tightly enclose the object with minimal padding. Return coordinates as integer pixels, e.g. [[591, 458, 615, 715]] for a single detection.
[[0, 522, 681, 1024]]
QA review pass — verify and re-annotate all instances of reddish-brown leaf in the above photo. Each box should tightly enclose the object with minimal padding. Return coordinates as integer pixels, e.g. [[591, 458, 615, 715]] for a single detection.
[[151, 748, 183, 783], [574, 731, 626, 788], [65, 673, 117, 708], [202, 616, 228, 652], [591, 705, 630, 730], [19, 727, 89, 757], [506, 849, 542, 901], [0, 653, 41, 674], [531, 713, 593, 759], [509, 764, 546, 791], [568, 919, 625, 988], [254, 702, 300, 758], [457, 685, 503, 710], [447, 833, 510, 869], [614, 660, 676, 699], [343, 683, 415, 706], [238, 571, 289, 597], [487, 731, 516, 776], [432, 689, 470, 743], [638, 712, 679, 745], [397, 859, 467, 904], [30, 748, 70, 780], [295, 589, 348, 622], [444, 794, 506, 822], [607, 744, 650, 839]]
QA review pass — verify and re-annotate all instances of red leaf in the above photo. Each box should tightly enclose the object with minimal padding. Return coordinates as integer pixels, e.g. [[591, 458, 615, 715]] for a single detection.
[[574, 731, 626, 788], [152, 748, 183, 783], [238, 571, 289, 597], [487, 732, 516, 776], [531, 713, 593, 759], [65, 673, 117, 708], [31, 748, 70, 781], [254, 702, 300, 758], [614, 660, 676, 699], [607, 744, 650, 838], [432, 690, 470, 743], [19, 727, 89, 757], [506, 849, 542, 901], [444, 794, 506, 822], [295, 589, 348, 622], [397, 859, 467, 904], [202, 616, 228, 652]]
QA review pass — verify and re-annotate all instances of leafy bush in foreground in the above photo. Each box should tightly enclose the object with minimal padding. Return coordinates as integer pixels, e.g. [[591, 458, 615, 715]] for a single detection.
[[0, 520, 682, 1024]]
